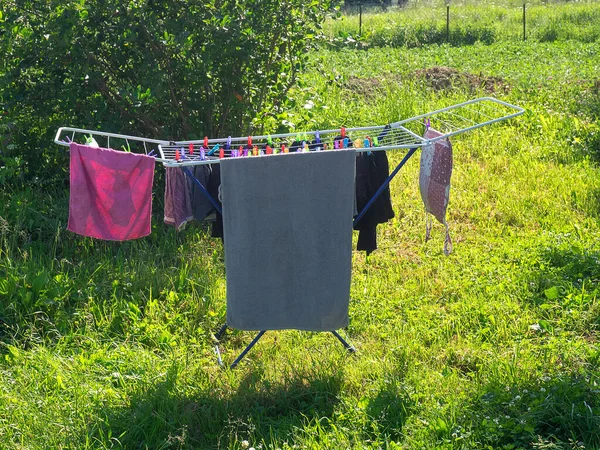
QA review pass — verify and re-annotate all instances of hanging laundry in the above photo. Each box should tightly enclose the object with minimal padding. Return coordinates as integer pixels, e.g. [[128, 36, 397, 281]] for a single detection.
[[221, 150, 356, 331], [164, 167, 194, 231], [188, 164, 215, 222], [67, 142, 155, 241], [354, 150, 395, 255], [207, 163, 224, 241], [419, 128, 453, 255]]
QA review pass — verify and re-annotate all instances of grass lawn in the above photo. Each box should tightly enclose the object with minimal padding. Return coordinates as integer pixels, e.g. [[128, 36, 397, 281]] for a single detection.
[[1, 5, 600, 450]]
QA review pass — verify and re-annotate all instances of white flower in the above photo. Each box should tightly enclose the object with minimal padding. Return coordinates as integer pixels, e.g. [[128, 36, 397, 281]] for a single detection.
[[530, 324, 541, 331], [241, 441, 249, 449]]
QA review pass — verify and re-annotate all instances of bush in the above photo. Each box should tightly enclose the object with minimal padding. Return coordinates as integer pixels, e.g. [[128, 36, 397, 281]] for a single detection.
[[0, 0, 331, 185]]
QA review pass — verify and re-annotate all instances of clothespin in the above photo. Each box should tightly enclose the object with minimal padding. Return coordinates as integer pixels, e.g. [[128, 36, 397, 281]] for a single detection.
[[248, 136, 252, 148], [203, 136, 209, 149], [266, 145, 273, 155], [424, 118, 431, 131], [364, 138, 372, 155], [219, 147, 225, 159], [341, 127, 346, 138], [315, 131, 321, 144], [243, 146, 248, 157], [334, 140, 339, 150], [175, 149, 181, 161], [226, 136, 232, 150], [239, 145, 244, 157], [373, 136, 379, 147], [180, 147, 187, 159], [147, 150, 156, 157], [302, 141, 309, 152], [343, 137, 349, 148], [267, 135, 273, 146], [323, 143, 328, 150], [253, 145, 258, 156], [188, 143, 194, 156], [208, 144, 219, 156], [283, 144, 289, 153]]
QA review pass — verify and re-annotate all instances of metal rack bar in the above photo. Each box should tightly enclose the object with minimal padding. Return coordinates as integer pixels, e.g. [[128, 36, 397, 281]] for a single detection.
[[54, 126, 170, 162], [156, 97, 523, 166]]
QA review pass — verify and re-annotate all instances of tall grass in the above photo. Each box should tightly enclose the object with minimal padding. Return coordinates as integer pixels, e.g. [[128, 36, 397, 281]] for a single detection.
[[1, 14, 600, 450], [325, 1, 600, 47]]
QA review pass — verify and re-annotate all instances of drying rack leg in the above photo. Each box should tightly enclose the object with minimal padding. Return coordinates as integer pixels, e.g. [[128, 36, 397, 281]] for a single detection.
[[230, 331, 266, 369], [331, 330, 356, 353], [214, 326, 355, 368], [213, 324, 228, 367]]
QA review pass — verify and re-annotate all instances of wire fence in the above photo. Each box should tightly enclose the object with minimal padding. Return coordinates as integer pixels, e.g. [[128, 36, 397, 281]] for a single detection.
[[328, 0, 600, 46]]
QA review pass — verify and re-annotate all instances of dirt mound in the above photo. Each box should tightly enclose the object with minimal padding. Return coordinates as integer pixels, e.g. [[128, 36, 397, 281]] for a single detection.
[[414, 67, 510, 94], [343, 76, 384, 98]]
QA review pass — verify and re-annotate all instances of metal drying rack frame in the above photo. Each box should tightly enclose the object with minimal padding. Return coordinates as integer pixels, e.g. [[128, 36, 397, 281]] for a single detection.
[[55, 96, 524, 369]]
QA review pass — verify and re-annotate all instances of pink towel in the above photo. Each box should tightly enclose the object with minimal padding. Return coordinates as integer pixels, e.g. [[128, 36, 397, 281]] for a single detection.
[[419, 128, 453, 255], [68, 142, 155, 241], [164, 167, 194, 231]]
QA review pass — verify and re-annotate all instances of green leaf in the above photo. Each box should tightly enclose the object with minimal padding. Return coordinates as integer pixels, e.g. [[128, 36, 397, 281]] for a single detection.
[[544, 286, 560, 300]]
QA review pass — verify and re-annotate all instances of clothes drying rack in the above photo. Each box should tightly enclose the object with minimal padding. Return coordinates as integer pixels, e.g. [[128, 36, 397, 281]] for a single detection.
[[55, 96, 524, 368]]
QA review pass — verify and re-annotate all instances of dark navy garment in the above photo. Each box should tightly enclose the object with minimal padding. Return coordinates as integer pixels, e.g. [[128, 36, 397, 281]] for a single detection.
[[354, 150, 394, 255]]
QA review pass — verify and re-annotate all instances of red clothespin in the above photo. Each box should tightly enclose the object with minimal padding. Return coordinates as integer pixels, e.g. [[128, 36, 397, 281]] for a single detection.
[[341, 127, 346, 138], [248, 136, 252, 148], [175, 149, 181, 161], [266, 145, 273, 155], [219, 147, 225, 158], [239, 145, 244, 157], [188, 143, 194, 155], [203, 136, 208, 149]]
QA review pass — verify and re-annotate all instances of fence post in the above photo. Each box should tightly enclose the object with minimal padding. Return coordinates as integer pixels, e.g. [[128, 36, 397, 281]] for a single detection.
[[446, 0, 451, 43], [359, 3, 362, 37], [523, 2, 526, 41]]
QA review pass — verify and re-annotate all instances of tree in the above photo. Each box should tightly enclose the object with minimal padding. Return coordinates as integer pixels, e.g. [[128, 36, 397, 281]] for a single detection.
[[0, 0, 331, 182]]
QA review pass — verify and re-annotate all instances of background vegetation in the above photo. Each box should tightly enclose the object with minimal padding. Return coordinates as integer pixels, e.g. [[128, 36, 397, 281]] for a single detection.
[[1, 1, 600, 449]]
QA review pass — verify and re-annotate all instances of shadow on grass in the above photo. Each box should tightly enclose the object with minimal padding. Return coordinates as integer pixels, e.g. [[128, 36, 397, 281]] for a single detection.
[[461, 372, 600, 449], [521, 244, 600, 336], [93, 364, 344, 449]]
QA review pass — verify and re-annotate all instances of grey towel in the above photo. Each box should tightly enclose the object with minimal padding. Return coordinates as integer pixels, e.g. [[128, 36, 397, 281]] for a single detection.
[[221, 150, 356, 331]]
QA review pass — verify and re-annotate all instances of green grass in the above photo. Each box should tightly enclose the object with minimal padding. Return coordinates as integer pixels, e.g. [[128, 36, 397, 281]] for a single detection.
[[326, 1, 600, 47], [2, 10, 600, 450]]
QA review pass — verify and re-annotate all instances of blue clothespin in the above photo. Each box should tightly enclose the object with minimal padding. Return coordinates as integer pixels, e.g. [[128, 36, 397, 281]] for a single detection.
[[226, 136, 232, 150], [208, 144, 219, 156], [343, 137, 349, 148], [364, 138, 371, 155], [180, 147, 187, 159], [315, 131, 321, 144]]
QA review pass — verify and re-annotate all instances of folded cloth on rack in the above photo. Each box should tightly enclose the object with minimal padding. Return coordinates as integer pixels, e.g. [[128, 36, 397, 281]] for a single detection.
[[164, 167, 194, 231], [68, 142, 155, 241], [354, 150, 395, 255], [420, 128, 453, 255], [221, 150, 356, 331]]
